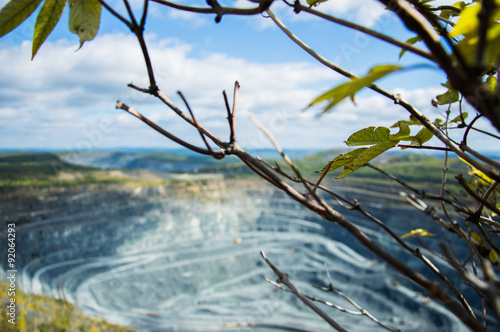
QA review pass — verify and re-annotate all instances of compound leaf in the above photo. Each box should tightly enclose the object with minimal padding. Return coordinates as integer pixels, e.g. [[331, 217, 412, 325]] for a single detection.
[[0, 0, 42, 38], [32, 0, 66, 59]]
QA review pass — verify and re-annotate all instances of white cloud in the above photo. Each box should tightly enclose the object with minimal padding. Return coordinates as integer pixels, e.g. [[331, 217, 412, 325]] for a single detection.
[[0, 32, 343, 150], [263, 0, 388, 28], [1, 29, 498, 153], [314, 0, 387, 27]]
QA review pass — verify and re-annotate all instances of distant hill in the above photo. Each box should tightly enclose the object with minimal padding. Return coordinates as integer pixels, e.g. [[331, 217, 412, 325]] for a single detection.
[[0, 153, 94, 179], [0, 149, 480, 186], [57, 149, 319, 173], [198, 148, 471, 184]]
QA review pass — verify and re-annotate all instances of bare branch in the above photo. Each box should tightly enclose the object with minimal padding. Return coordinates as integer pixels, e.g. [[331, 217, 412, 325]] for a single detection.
[[149, 0, 274, 22], [115, 100, 224, 157], [260, 251, 349, 332], [314, 283, 402, 332], [456, 174, 500, 216], [123, 0, 138, 27], [177, 91, 220, 159], [250, 116, 296, 173], [266, 7, 500, 183], [140, 0, 149, 30], [229, 81, 240, 143], [441, 244, 500, 322], [475, 0, 495, 71], [98, 0, 132, 29], [286, 4, 435, 62], [377, 0, 466, 85]]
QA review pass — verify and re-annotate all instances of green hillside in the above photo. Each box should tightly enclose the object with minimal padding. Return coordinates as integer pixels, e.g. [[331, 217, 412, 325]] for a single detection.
[[0, 153, 131, 189], [0, 153, 94, 178], [0, 281, 134, 332]]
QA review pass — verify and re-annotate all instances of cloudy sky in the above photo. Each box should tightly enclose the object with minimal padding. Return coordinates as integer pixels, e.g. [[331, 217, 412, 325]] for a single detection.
[[0, 0, 497, 153]]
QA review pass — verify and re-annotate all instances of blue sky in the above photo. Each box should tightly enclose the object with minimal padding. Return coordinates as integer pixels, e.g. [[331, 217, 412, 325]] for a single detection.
[[0, 0, 497, 153]]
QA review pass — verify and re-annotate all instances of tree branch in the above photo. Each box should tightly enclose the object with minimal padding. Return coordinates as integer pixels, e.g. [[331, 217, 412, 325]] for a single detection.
[[115, 101, 225, 157], [177, 91, 220, 158], [260, 251, 349, 332], [288, 3, 435, 62], [149, 0, 274, 22], [266, 7, 500, 183]]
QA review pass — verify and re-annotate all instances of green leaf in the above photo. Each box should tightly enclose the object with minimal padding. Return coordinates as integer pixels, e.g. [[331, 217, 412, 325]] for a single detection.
[[399, 36, 421, 59], [338, 140, 398, 178], [413, 127, 434, 145], [449, 3, 481, 38], [489, 249, 499, 264], [450, 112, 468, 124], [471, 230, 486, 246], [486, 74, 497, 92], [391, 116, 423, 127], [451, 3, 500, 66], [68, 0, 101, 48], [401, 228, 436, 239], [32, 0, 66, 59], [307, 0, 328, 6], [431, 89, 459, 107], [310, 64, 402, 113], [440, 1, 466, 19], [389, 122, 412, 141], [0, 0, 43, 38], [315, 148, 367, 174], [345, 126, 390, 146]]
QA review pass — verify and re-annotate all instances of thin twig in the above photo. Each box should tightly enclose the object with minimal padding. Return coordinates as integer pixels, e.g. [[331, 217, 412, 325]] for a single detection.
[[475, 0, 494, 71], [287, 4, 435, 62], [149, 0, 274, 21], [460, 144, 500, 170], [177, 91, 219, 158], [312, 159, 333, 194], [462, 113, 482, 146], [123, 0, 138, 27], [314, 284, 402, 332], [113, 8, 488, 328], [260, 251, 348, 332], [457, 174, 500, 216], [266, 7, 500, 183], [366, 163, 423, 197], [396, 144, 451, 151], [140, 0, 149, 30], [265, 278, 362, 316], [250, 116, 296, 174], [230, 81, 240, 143], [116, 100, 224, 157], [476, 181, 500, 218], [98, 0, 132, 29], [440, 244, 500, 322]]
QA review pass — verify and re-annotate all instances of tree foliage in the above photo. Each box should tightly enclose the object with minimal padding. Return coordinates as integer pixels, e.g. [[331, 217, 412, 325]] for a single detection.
[[2, 0, 500, 331]]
